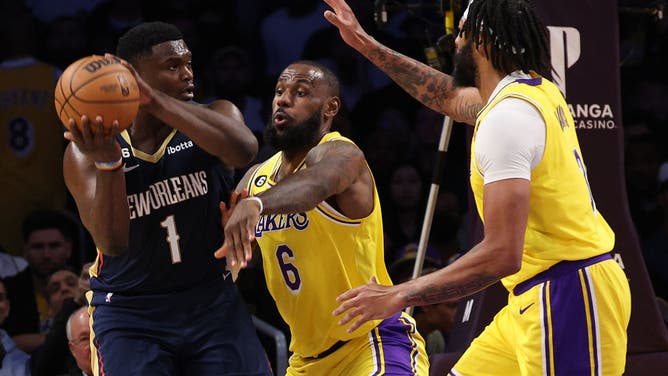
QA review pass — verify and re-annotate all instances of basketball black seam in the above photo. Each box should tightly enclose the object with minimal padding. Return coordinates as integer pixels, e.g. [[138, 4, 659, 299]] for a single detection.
[[70, 69, 139, 103], [58, 57, 91, 120]]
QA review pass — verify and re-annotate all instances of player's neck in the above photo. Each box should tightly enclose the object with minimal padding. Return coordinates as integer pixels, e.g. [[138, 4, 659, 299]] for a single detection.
[[127, 113, 172, 154], [477, 64, 505, 104], [275, 150, 308, 181]]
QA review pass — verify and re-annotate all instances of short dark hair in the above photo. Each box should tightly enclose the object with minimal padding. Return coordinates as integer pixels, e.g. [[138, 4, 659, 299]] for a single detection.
[[462, 0, 551, 78], [22, 210, 76, 242], [116, 21, 183, 64], [290, 60, 340, 97]]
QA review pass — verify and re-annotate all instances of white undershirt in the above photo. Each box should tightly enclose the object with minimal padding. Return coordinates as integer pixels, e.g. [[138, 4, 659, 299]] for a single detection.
[[475, 72, 546, 184]]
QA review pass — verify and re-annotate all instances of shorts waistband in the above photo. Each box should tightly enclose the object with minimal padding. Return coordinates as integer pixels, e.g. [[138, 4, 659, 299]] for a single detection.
[[303, 340, 347, 360], [513, 253, 612, 296]]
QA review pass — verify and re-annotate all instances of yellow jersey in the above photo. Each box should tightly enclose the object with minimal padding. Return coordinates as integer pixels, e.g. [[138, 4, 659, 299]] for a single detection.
[[246, 132, 392, 357], [0, 58, 65, 255], [470, 74, 615, 291]]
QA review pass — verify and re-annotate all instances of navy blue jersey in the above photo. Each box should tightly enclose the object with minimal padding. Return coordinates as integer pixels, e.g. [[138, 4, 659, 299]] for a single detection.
[[89, 129, 232, 296]]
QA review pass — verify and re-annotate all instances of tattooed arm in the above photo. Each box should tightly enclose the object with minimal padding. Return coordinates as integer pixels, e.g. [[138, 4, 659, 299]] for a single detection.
[[333, 178, 529, 332], [257, 140, 373, 218], [324, 0, 483, 125], [215, 140, 373, 267]]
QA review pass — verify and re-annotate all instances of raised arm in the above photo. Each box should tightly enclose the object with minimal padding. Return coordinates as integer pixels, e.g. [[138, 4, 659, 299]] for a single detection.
[[323, 0, 482, 124], [144, 94, 258, 167], [63, 117, 129, 256], [120, 57, 258, 167]]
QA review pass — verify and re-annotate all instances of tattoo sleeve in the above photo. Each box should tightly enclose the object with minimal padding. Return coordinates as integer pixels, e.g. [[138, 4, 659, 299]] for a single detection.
[[365, 43, 483, 124], [259, 141, 363, 214], [405, 273, 498, 306]]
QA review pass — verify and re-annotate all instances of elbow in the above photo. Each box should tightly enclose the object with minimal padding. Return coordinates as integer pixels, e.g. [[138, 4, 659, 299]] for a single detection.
[[494, 247, 522, 278], [484, 242, 522, 279], [99, 244, 128, 257], [229, 136, 259, 168], [93, 229, 129, 257]]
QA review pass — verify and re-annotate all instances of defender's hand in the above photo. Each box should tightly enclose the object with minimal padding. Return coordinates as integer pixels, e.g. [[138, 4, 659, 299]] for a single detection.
[[214, 197, 261, 268], [332, 277, 405, 333]]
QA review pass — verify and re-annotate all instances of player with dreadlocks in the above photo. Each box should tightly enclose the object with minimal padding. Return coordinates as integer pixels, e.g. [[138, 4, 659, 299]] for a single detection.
[[326, 0, 631, 374]]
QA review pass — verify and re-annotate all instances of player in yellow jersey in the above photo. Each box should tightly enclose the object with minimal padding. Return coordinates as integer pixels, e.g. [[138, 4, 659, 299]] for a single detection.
[[215, 60, 429, 375], [326, 0, 631, 375]]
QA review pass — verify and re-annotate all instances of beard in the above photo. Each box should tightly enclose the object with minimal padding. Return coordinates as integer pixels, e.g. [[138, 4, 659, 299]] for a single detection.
[[452, 41, 479, 88], [264, 109, 323, 152]]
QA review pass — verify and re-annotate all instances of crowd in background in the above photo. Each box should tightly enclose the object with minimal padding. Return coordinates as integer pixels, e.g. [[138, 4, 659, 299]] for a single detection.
[[1, 0, 667, 373]]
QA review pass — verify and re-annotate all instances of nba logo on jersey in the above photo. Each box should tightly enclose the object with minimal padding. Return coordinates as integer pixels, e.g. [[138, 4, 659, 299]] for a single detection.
[[254, 175, 267, 187]]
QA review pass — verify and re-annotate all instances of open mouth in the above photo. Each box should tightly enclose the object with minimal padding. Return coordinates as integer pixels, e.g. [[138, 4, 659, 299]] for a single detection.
[[182, 85, 195, 99], [273, 111, 289, 127]]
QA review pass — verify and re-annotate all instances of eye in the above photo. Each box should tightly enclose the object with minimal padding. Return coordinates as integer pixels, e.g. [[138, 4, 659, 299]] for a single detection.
[[296, 89, 306, 97], [275, 88, 284, 96]]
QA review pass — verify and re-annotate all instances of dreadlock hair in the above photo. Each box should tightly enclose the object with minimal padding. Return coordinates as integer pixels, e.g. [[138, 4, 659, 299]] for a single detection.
[[116, 22, 183, 65], [289, 60, 341, 97], [462, 0, 552, 79]]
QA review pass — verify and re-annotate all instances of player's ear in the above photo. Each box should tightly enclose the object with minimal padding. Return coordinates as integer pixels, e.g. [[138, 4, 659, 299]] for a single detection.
[[324, 96, 340, 118]]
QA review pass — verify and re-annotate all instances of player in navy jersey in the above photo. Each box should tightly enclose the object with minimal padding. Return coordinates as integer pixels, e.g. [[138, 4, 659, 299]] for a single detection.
[[63, 22, 271, 375]]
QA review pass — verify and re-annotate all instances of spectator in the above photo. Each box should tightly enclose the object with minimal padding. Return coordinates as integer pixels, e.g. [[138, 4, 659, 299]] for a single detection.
[[3, 210, 77, 353], [0, 278, 30, 376], [0, 247, 28, 279], [66, 307, 92, 376]]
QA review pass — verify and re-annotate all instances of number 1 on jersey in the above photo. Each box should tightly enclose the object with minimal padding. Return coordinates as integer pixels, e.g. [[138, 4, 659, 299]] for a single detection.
[[160, 215, 182, 263]]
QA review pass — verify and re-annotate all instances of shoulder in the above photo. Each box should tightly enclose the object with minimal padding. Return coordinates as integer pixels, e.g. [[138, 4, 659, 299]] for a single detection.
[[306, 138, 364, 165]]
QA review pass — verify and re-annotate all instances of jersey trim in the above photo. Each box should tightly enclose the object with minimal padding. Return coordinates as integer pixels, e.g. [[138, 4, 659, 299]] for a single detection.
[[314, 204, 362, 226], [120, 129, 178, 163]]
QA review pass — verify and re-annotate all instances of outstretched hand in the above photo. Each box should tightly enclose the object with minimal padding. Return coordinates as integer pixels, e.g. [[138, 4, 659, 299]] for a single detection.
[[214, 193, 261, 269], [332, 276, 406, 333], [220, 190, 249, 226], [323, 0, 371, 52]]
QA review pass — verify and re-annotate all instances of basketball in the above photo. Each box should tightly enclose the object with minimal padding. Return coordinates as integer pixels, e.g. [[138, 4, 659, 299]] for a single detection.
[[54, 55, 140, 132]]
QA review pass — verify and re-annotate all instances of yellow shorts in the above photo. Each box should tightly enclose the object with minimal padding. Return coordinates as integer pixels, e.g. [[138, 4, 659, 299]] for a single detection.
[[451, 256, 631, 376], [288, 312, 430, 375]]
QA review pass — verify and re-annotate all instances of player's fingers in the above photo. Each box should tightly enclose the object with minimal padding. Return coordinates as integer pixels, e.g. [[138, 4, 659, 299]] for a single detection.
[[229, 191, 239, 206], [323, 0, 339, 12], [219, 201, 228, 214], [332, 291, 360, 315], [213, 243, 228, 259], [335, 304, 358, 324], [335, 286, 360, 303], [66, 119, 82, 140], [109, 120, 120, 137], [323, 10, 341, 26], [345, 315, 367, 333], [80, 115, 93, 144], [94, 116, 105, 137], [230, 226, 246, 267]]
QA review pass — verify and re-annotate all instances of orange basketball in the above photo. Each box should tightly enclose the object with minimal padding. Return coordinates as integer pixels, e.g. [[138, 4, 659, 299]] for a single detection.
[[54, 55, 140, 132]]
